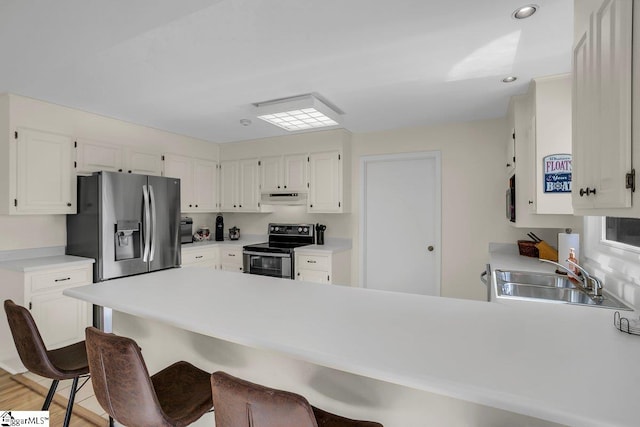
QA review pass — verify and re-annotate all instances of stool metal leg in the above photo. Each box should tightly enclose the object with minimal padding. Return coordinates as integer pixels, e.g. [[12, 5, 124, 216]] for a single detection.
[[62, 376, 79, 427], [42, 379, 59, 410]]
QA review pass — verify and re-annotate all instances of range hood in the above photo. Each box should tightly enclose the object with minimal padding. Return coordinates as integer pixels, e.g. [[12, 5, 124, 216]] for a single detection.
[[261, 192, 307, 205]]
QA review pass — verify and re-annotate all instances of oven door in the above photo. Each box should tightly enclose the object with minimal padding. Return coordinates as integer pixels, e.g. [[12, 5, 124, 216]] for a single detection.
[[243, 251, 292, 279]]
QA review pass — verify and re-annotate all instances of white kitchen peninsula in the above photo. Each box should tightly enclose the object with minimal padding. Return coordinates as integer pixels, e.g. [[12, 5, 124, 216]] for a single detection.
[[65, 267, 640, 427]]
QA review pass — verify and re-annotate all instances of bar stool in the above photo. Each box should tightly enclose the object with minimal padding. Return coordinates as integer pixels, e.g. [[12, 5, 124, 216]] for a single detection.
[[85, 327, 213, 427], [3, 299, 90, 427], [210, 371, 383, 427]]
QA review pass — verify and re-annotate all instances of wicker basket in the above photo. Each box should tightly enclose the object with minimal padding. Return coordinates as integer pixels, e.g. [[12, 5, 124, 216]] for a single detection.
[[517, 240, 539, 258]]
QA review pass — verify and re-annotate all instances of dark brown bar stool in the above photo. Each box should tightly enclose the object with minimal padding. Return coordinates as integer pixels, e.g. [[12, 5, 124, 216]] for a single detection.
[[85, 327, 213, 427], [3, 299, 90, 427], [210, 371, 383, 427]]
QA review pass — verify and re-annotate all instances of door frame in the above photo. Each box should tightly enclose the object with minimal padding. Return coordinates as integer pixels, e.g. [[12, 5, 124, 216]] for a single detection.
[[359, 151, 442, 293]]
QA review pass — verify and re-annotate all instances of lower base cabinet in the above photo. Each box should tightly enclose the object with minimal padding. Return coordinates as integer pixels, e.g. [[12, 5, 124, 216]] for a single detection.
[[295, 250, 350, 285], [182, 244, 244, 272], [0, 263, 93, 373], [220, 247, 244, 272], [182, 245, 219, 269]]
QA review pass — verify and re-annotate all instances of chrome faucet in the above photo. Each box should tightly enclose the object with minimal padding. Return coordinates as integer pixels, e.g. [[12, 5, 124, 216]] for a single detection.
[[566, 259, 603, 297], [539, 259, 603, 297]]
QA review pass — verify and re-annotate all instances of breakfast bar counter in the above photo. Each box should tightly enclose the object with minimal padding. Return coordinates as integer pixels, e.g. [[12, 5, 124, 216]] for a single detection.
[[65, 266, 640, 427]]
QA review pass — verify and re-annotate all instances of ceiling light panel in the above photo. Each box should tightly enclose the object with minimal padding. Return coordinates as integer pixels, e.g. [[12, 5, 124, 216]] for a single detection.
[[255, 95, 341, 131]]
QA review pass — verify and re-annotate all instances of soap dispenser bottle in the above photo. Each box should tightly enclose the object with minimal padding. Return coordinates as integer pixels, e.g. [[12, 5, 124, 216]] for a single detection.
[[568, 248, 579, 275]]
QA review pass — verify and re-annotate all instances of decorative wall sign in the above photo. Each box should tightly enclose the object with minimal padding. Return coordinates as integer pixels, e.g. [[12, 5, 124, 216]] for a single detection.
[[543, 154, 572, 193]]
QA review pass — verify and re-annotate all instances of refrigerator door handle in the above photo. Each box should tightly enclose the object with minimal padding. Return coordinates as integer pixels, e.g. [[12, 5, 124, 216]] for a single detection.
[[142, 184, 151, 262], [149, 184, 157, 262]]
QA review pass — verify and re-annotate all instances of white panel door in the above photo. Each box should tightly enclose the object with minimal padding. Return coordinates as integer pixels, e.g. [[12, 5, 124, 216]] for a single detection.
[[308, 151, 341, 212], [163, 154, 194, 211], [361, 152, 441, 296], [283, 154, 307, 191], [126, 149, 163, 176], [260, 156, 282, 192], [220, 160, 239, 211], [76, 139, 122, 174], [193, 159, 218, 211]]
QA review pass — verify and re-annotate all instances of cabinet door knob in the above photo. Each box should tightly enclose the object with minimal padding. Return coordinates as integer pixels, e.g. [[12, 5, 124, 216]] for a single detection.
[[528, 200, 533, 205], [284, 185, 287, 189], [579, 188, 586, 197], [189, 204, 193, 207], [277, 185, 280, 189], [427, 246, 434, 252], [118, 169, 123, 172], [67, 202, 72, 207], [506, 163, 511, 167], [588, 187, 597, 196], [128, 170, 132, 173]]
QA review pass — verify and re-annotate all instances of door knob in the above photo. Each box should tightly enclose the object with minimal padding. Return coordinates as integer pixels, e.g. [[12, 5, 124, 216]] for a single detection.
[[427, 246, 434, 252]]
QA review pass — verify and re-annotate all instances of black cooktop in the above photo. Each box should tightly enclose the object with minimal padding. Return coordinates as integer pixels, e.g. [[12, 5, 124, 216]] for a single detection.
[[243, 223, 315, 254], [243, 241, 312, 254]]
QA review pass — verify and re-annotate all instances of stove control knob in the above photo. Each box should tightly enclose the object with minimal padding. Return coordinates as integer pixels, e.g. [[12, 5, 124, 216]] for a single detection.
[[275, 227, 280, 232], [270, 226, 275, 232], [303, 227, 308, 233], [298, 227, 302, 232]]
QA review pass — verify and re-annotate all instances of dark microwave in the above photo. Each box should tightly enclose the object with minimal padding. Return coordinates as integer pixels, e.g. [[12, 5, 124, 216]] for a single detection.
[[506, 175, 515, 222]]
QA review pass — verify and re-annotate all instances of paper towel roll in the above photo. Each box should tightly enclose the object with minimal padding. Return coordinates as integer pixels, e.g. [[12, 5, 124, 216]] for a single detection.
[[558, 233, 580, 269]]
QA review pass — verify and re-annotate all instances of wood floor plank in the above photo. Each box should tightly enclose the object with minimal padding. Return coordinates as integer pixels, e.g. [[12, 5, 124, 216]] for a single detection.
[[0, 368, 105, 426]]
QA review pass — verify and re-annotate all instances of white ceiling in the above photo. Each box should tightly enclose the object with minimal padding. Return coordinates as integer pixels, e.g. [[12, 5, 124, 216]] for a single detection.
[[0, 0, 573, 143]]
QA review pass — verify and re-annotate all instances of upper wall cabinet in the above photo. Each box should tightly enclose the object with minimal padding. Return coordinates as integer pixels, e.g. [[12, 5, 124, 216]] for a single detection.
[[220, 159, 265, 212], [572, 0, 636, 216], [164, 154, 218, 212], [308, 151, 347, 213], [507, 76, 580, 229], [260, 154, 307, 193], [0, 127, 76, 215], [77, 139, 163, 176]]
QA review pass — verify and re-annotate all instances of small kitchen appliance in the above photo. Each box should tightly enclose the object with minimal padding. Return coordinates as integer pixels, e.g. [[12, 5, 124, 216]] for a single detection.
[[315, 223, 326, 245], [194, 226, 211, 241], [243, 223, 314, 279], [229, 227, 241, 240], [180, 217, 193, 244], [215, 215, 224, 241]]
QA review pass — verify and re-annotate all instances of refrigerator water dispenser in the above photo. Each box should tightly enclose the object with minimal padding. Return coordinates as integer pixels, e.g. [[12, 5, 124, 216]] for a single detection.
[[114, 220, 141, 261]]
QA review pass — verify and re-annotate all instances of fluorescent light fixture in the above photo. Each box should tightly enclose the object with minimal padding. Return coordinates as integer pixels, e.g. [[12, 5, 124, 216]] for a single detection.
[[255, 94, 342, 131]]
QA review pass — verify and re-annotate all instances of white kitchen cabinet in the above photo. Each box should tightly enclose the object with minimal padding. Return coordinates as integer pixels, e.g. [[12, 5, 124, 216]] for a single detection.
[[220, 159, 264, 212], [125, 149, 163, 176], [260, 154, 307, 193], [164, 154, 218, 212], [295, 250, 350, 285], [220, 247, 244, 272], [77, 139, 163, 176], [308, 151, 345, 213], [572, 0, 634, 215], [76, 138, 122, 174], [506, 77, 580, 229], [0, 263, 93, 373], [10, 128, 76, 214], [182, 245, 219, 269]]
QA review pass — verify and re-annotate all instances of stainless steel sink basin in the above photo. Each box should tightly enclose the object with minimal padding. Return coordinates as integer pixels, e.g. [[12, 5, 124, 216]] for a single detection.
[[494, 269, 633, 310], [495, 270, 576, 289]]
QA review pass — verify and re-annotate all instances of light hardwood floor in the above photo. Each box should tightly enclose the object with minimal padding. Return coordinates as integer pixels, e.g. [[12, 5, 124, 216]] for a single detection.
[[0, 368, 107, 426]]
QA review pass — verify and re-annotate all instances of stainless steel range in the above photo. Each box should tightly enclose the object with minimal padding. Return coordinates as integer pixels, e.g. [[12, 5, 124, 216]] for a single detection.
[[243, 223, 314, 279]]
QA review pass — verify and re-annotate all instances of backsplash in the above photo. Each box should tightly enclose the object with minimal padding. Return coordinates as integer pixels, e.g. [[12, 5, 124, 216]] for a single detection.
[[189, 206, 351, 239]]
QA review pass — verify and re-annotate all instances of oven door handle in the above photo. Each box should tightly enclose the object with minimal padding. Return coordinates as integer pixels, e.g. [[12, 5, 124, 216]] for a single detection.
[[243, 251, 291, 258]]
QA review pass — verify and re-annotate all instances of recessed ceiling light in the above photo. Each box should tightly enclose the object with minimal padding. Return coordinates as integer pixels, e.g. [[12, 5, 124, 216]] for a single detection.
[[239, 119, 252, 127], [512, 4, 538, 19], [502, 76, 518, 83], [254, 94, 342, 132]]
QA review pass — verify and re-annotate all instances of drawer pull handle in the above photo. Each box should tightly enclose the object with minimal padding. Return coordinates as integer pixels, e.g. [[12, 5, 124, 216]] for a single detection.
[[307, 260, 316, 263], [55, 277, 71, 282], [195, 255, 203, 259], [228, 254, 236, 257]]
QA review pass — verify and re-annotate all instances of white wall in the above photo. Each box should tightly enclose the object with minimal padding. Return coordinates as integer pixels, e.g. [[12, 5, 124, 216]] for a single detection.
[[350, 118, 568, 300], [0, 93, 218, 251]]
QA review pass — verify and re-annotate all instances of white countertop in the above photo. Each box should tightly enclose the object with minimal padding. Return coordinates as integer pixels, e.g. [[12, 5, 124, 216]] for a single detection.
[[0, 255, 95, 272], [181, 234, 266, 249], [64, 263, 640, 427], [294, 238, 352, 254]]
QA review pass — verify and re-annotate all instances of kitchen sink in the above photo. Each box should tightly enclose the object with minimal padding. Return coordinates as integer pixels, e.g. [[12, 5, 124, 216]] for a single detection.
[[494, 269, 633, 310], [495, 270, 576, 289]]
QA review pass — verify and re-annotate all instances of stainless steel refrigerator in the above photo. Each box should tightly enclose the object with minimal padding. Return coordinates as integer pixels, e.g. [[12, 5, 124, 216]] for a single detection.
[[66, 171, 181, 328]]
